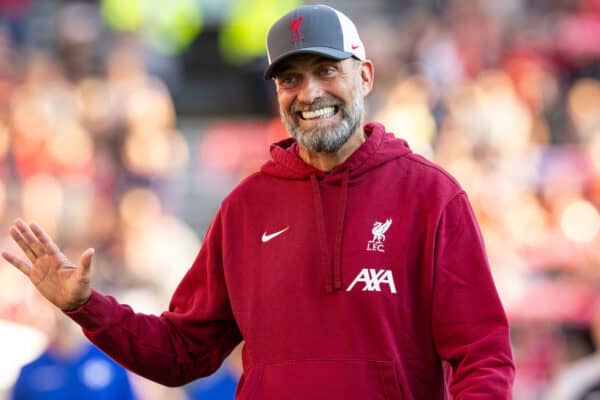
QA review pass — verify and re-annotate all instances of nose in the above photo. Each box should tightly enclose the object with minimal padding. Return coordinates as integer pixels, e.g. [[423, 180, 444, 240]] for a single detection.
[[297, 76, 324, 104]]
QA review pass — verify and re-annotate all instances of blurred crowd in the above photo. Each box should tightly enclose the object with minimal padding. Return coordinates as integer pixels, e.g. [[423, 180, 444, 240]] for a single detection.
[[0, 0, 599, 399]]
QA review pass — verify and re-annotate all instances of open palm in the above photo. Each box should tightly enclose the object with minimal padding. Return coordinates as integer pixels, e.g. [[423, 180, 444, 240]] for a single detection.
[[2, 219, 94, 311]]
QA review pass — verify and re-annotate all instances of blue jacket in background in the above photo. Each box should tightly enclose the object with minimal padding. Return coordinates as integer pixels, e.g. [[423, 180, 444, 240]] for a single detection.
[[11, 342, 136, 400]]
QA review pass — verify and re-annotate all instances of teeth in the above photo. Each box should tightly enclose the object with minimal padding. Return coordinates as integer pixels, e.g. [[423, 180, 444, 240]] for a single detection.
[[301, 106, 336, 120]]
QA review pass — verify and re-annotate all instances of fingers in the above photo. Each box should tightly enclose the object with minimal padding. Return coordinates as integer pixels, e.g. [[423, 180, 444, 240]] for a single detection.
[[14, 219, 47, 258], [1, 250, 32, 276], [78, 248, 95, 278], [6, 220, 93, 280], [9, 226, 37, 263], [30, 223, 62, 255]]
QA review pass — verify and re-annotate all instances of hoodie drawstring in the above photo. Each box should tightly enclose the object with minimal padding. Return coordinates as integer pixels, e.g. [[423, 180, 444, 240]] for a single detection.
[[310, 170, 350, 293], [332, 169, 350, 290], [310, 174, 332, 292]]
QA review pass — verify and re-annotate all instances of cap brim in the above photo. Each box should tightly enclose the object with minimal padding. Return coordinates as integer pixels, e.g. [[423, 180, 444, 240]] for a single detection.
[[264, 47, 353, 80]]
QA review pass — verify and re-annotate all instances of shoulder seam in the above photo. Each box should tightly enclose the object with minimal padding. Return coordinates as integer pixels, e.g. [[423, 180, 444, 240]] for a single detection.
[[443, 189, 467, 211], [403, 154, 461, 188]]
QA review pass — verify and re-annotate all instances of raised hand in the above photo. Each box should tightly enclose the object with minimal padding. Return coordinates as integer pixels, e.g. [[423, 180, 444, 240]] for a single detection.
[[2, 219, 94, 311]]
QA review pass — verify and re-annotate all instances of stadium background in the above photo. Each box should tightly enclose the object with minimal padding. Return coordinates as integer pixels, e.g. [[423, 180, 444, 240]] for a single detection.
[[0, 0, 599, 398]]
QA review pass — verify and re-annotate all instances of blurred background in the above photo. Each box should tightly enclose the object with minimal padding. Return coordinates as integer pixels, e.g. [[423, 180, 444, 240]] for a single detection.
[[0, 0, 599, 399]]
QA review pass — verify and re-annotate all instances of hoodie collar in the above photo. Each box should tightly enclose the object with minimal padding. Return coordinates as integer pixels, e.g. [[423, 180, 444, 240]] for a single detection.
[[261, 122, 407, 180]]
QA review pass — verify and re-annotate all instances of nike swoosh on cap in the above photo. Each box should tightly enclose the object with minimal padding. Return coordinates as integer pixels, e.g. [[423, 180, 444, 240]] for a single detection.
[[261, 227, 289, 243]]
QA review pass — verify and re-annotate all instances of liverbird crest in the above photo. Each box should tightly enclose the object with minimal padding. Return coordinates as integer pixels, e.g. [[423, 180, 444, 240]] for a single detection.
[[289, 16, 304, 43], [371, 219, 392, 243]]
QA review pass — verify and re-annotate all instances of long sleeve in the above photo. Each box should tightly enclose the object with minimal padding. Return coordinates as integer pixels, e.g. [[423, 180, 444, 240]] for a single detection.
[[66, 209, 243, 386], [431, 192, 515, 399]]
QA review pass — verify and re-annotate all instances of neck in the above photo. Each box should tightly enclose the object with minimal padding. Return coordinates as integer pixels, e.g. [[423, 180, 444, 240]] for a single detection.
[[298, 128, 366, 172]]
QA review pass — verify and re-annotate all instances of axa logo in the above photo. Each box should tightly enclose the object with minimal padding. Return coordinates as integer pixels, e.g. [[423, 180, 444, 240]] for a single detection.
[[367, 218, 392, 253], [346, 268, 397, 294]]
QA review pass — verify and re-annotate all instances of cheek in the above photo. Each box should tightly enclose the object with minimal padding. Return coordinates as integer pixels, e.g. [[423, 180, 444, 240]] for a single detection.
[[277, 94, 294, 113], [328, 79, 357, 103]]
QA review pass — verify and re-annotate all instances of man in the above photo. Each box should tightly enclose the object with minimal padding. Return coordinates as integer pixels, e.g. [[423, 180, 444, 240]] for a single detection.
[[2, 4, 515, 399]]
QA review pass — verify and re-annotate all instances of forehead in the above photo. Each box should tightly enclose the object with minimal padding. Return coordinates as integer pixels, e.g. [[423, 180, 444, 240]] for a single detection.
[[274, 54, 347, 75]]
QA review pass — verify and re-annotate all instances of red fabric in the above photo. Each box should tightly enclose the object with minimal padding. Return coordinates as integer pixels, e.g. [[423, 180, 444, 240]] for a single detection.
[[67, 123, 514, 398]]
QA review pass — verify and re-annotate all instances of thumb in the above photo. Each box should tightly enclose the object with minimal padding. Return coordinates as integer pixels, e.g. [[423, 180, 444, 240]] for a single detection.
[[78, 248, 95, 277]]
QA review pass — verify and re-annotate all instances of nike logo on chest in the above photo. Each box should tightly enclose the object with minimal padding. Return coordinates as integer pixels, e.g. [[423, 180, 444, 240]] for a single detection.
[[261, 227, 289, 243]]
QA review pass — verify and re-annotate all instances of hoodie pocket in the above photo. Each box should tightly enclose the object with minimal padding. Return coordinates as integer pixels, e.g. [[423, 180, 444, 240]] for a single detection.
[[238, 359, 403, 400]]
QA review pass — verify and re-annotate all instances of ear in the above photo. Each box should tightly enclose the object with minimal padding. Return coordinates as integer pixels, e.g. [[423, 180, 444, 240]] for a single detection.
[[358, 59, 375, 97]]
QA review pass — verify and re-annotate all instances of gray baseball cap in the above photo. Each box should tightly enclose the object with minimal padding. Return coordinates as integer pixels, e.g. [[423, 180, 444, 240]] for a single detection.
[[264, 5, 366, 79]]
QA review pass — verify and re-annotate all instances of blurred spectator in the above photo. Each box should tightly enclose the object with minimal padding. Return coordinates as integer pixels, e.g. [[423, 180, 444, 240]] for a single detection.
[[0, 0, 31, 48], [104, 38, 189, 197], [10, 309, 137, 400], [548, 303, 600, 399]]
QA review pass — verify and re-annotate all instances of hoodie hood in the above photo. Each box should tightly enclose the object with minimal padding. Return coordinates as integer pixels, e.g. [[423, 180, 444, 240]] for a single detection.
[[261, 122, 411, 180], [260, 122, 412, 293]]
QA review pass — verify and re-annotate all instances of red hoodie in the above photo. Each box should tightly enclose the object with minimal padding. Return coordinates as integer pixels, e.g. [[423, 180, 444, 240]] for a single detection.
[[67, 122, 514, 399]]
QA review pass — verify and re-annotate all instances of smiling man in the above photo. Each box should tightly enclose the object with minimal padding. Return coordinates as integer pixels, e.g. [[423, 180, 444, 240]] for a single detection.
[[3, 4, 514, 400], [274, 54, 370, 171]]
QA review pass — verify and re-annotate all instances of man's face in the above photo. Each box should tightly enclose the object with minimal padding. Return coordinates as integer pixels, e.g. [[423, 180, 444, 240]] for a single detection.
[[274, 55, 366, 153]]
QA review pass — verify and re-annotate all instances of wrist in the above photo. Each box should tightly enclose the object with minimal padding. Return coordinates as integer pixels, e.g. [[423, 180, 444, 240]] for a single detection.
[[62, 292, 92, 312]]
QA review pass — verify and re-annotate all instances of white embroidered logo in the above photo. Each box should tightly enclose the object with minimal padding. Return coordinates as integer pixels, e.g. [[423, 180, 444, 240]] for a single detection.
[[366, 219, 392, 252], [346, 268, 397, 294], [261, 227, 289, 243]]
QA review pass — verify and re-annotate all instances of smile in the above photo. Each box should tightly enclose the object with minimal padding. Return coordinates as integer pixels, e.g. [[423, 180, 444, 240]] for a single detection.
[[299, 106, 338, 120]]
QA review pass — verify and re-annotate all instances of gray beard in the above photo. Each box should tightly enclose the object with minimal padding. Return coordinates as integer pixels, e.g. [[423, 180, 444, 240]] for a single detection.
[[280, 92, 364, 153]]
